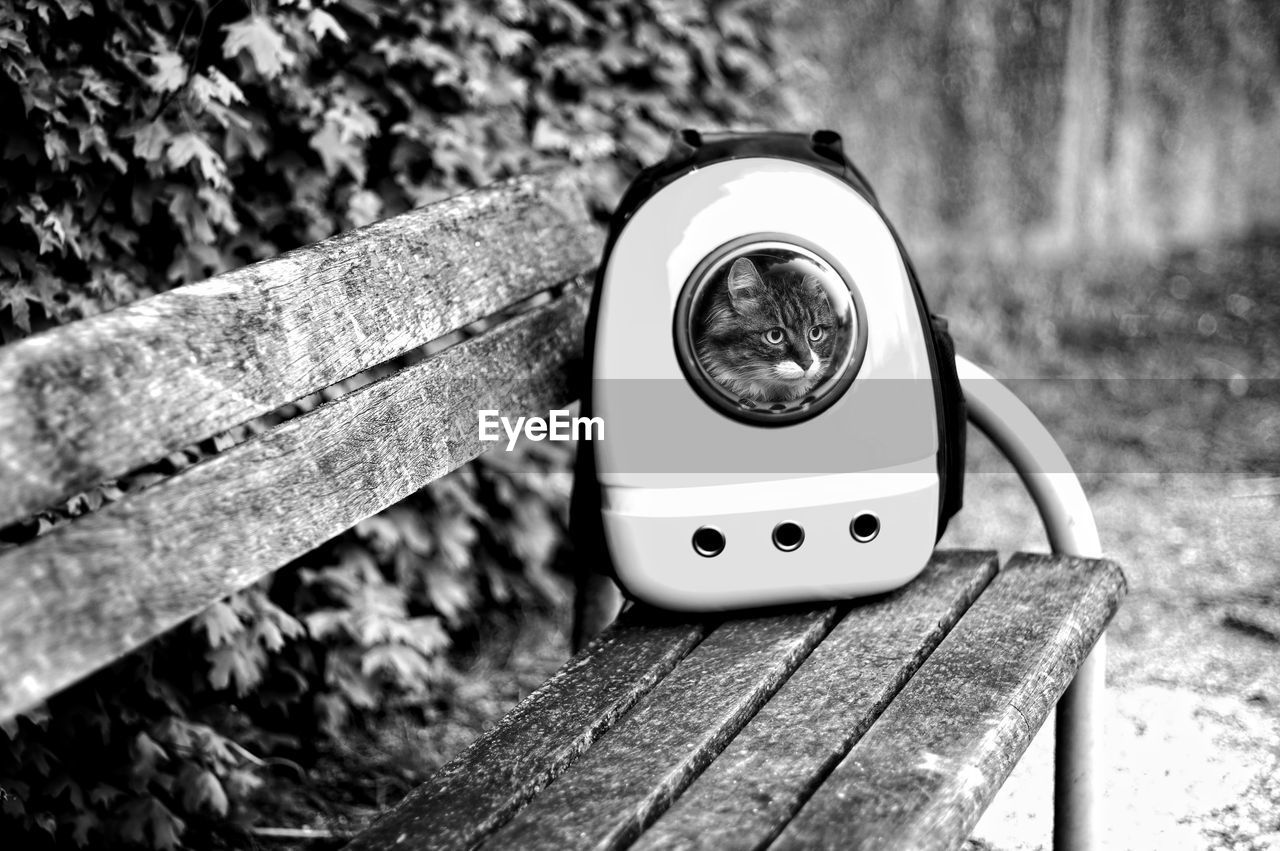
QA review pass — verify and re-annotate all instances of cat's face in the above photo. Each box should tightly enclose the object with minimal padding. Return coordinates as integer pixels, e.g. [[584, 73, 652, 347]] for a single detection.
[[695, 257, 836, 403]]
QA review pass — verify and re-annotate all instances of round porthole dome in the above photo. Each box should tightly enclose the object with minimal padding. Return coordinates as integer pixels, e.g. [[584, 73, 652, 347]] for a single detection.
[[673, 236, 867, 425]]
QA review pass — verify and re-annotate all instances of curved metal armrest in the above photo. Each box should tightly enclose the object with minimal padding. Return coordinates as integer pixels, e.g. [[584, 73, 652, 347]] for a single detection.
[[956, 356, 1101, 559]]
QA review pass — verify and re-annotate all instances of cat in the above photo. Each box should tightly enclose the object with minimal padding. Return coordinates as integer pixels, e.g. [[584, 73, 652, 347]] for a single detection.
[[694, 257, 836, 404]]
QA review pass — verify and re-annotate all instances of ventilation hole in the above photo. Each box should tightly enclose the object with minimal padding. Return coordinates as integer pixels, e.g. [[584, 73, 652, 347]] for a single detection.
[[693, 526, 725, 557], [851, 512, 880, 543], [772, 521, 805, 552]]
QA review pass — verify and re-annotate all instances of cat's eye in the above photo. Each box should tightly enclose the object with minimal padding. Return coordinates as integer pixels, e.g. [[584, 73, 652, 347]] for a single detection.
[[808, 326, 825, 342], [763, 328, 785, 345]]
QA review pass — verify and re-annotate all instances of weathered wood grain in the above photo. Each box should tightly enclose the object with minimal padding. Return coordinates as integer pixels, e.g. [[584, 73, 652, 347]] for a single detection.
[[479, 606, 843, 851], [633, 550, 999, 851], [771, 553, 1127, 851], [0, 169, 599, 527], [0, 287, 589, 721], [345, 606, 709, 851]]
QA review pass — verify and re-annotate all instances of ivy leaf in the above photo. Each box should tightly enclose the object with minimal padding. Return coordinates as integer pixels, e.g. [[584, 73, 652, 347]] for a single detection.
[[432, 471, 487, 518], [424, 566, 471, 626], [394, 508, 435, 555], [180, 767, 228, 816], [256, 600, 305, 651], [403, 616, 449, 657], [324, 96, 380, 143], [353, 583, 409, 646], [0, 28, 24, 53], [222, 15, 296, 79], [167, 188, 216, 244], [354, 515, 401, 553], [360, 644, 432, 685], [124, 119, 171, 162], [305, 609, 349, 642], [50, 0, 91, 20], [310, 121, 366, 182], [346, 189, 382, 227], [207, 643, 265, 695], [306, 9, 348, 43], [532, 118, 572, 153], [511, 499, 558, 568], [326, 655, 377, 709], [151, 802, 184, 851], [1, 284, 33, 332], [145, 51, 187, 93], [89, 783, 120, 807], [122, 797, 185, 851], [197, 186, 239, 236], [129, 732, 168, 782], [541, 0, 590, 36], [189, 69, 245, 108], [166, 133, 227, 187], [254, 615, 284, 652], [225, 116, 269, 159], [476, 19, 533, 60], [46, 772, 84, 808], [70, 810, 97, 847], [433, 513, 476, 569], [223, 767, 263, 800], [196, 601, 243, 648], [41, 131, 70, 171]]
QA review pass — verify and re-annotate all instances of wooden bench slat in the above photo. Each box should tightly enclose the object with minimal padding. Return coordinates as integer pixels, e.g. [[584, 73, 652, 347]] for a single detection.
[[0, 288, 588, 720], [480, 606, 844, 850], [344, 608, 710, 851], [771, 553, 1127, 851], [632, 550, 999, 851], [0, 170, 598, 527]]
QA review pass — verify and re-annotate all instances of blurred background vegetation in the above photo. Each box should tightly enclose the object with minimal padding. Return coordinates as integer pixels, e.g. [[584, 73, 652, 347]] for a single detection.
[[1, 0, 1277, 848], [783, 0, 1280, 258]]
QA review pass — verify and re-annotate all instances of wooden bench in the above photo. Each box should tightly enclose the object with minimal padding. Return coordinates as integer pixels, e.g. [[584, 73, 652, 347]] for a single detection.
[[0, 170, 1126, 850]]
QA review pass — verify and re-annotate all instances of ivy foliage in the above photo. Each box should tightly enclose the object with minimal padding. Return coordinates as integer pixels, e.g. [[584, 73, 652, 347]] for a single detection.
[[0, 0, 779, 847], [0, 0, 775, 340]]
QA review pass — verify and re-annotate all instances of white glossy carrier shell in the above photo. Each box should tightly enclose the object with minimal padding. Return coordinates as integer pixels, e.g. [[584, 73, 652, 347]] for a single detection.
[[593, 158, 940, 609]]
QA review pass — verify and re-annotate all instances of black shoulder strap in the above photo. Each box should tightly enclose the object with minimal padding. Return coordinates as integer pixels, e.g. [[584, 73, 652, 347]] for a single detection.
[[927, 315, 966, 538]]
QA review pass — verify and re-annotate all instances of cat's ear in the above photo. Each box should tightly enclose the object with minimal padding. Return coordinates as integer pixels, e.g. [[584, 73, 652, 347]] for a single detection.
[[727, 258, 763, 310], [802, 274, 832, 308]]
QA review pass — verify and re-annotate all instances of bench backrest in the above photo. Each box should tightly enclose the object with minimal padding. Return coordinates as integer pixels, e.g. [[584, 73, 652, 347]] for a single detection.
[[0, 170, 599, 721]]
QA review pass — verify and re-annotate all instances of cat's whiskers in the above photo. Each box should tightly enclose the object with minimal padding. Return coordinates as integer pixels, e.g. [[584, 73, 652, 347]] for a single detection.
[[719, 363, 776, 380], [773, 360, 805, 380]]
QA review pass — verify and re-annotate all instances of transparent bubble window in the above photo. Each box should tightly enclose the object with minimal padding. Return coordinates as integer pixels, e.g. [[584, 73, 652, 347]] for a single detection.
[[674, 236, 866, 425]]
